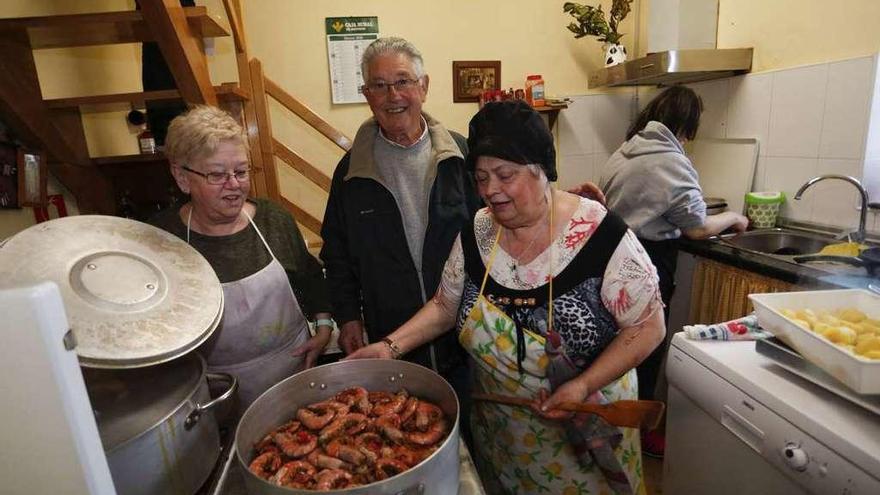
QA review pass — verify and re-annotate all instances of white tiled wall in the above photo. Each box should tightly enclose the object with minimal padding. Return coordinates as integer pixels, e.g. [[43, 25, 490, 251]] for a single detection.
[[556, 91, 635, 190], [557, 54, 880, 233]]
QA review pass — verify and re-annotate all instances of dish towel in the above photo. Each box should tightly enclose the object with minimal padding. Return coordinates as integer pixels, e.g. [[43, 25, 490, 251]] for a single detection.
[[683, 313, 773, 340]]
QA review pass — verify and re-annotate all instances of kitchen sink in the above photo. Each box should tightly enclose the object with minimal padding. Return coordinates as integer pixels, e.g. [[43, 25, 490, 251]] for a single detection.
[[715, 228, 834, 256]]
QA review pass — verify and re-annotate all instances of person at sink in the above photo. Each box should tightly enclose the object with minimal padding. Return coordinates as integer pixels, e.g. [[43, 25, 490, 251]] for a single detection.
[[599, 86, 748, 455], [150, 105, 333, 418]]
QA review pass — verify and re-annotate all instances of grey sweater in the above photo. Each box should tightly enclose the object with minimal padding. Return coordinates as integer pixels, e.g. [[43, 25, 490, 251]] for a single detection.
[[599, 121, 706, 241]]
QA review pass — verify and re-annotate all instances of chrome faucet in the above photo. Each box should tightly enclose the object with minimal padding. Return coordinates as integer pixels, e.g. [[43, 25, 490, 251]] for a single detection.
[[794, 174, 870, 242]]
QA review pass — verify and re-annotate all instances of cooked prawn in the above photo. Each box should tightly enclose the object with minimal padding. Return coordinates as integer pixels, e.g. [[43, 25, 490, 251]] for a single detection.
[[307, 450, 353, 471], [297, 402, 337, 430], [249, 451, 282, 479], [315, 468, 353, 490], [374, 413, 405, 444], [399, 396, 419, 425], [354, 432, 385, 453], [372, 389, 408, 416], [391, 444, 432, 467], [335, 386, 371, 414], [407, 418, 448, 446], [414, 401, 443, 432], [374, 457, 409, 480], [269, 460, 316, 487], [274, 430, 318, 458], [319, 413, 368, 445]]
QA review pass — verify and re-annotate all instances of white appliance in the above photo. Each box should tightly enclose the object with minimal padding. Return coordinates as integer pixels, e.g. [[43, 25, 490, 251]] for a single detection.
[[0, 282, 116, 495], [665, 333, 880, 494]]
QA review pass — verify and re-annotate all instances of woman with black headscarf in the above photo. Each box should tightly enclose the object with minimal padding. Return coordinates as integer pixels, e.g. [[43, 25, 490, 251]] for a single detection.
[[348, 100, 665, 494]]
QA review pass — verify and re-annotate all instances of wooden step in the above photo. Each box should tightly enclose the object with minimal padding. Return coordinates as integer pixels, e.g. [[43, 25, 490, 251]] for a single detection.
[[0, 7, 228, 49], [45, 84, 249, 112]]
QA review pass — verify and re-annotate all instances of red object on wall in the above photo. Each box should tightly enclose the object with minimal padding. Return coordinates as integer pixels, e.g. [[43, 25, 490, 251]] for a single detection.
[[33, 194, 68, 223]]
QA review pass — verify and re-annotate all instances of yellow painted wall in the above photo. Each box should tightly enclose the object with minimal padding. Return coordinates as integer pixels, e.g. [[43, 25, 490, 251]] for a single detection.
[[716, 0, 880, 73], [240, 0, 636, 226], [3, 0, 880, 239]]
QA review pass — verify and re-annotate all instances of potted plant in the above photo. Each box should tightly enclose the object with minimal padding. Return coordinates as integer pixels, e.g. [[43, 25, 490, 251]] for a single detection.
[[563, 0, 633, 67]]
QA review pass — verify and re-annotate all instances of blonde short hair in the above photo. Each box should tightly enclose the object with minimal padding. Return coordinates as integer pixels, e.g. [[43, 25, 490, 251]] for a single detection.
[[164, 105, 248, 165]]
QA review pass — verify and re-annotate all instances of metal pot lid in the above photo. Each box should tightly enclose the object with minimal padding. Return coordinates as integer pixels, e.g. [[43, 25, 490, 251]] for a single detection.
[[83, 353, 205, 451], [0, 215, 222, 368]]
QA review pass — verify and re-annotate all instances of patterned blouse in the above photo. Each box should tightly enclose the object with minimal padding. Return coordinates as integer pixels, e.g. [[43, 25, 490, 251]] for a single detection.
[[436, 197, 663, 363]]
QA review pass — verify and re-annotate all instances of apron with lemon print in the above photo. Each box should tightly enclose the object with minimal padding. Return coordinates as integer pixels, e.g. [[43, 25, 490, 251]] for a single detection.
[[457, 216, 644, 495]]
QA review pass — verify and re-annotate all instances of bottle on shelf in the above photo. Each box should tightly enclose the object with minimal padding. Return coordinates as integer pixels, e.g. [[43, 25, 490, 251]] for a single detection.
[[138, 126, 157, 154], [525, 74, 545, 107]]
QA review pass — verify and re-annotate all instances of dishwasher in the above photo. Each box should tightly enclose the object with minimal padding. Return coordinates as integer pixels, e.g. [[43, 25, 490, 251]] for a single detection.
[[664, 333, 880, 495]]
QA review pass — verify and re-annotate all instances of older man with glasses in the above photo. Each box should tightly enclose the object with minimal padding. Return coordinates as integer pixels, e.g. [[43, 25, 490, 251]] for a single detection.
[[321, 36, 479, 437], [150, 105, 333, 419]]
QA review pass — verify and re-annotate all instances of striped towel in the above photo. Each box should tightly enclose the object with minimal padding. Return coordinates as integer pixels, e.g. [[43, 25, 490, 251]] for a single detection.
[[683, 313, 773, 341]]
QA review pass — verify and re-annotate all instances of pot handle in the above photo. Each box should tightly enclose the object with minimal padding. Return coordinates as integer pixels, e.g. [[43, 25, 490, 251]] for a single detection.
[[185, 372, 238, 429], [393, 484, 425, 495]]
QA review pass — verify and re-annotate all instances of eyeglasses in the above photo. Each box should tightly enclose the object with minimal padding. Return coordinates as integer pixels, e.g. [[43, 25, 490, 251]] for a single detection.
[[361, 78, 421, 96], [181, 165, 250, 185]]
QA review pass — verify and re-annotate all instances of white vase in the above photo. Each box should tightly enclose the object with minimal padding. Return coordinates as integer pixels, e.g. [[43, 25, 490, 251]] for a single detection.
[[603, 43, 627, 67]]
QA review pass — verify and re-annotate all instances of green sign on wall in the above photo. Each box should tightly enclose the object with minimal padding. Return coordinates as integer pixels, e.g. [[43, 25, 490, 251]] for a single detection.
[[326, 17, 379, 104]]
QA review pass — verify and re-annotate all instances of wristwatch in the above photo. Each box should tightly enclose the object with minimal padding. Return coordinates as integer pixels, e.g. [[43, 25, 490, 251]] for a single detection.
[[381, 337, 402, 359]]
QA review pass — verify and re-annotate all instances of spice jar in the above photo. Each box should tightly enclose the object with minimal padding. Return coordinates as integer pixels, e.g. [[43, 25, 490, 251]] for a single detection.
[[525, 75, 545, 107]]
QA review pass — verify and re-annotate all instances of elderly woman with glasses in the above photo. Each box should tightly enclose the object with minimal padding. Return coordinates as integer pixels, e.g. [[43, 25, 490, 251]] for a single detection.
[[348, 100, 665, 494], [150, 105, 332, 417]]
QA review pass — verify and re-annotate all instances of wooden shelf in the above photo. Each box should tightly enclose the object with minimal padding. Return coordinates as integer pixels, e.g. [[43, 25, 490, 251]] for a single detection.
[[45, 84, 249, 111], [533, 104, 568, 129], [93, 152, 168, 167], [0, 7, 229, 50]]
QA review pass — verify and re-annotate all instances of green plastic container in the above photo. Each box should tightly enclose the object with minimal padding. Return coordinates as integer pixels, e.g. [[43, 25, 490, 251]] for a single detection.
[[745, 191, 786, 229]]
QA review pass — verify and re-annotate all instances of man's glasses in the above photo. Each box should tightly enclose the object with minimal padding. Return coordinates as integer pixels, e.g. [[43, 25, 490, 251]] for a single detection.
[[181, 165, 250, 185], [361, 78, 421, 96]]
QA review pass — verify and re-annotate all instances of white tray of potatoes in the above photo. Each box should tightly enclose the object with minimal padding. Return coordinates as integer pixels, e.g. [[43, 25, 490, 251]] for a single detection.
[[749, 289, 880, 394]]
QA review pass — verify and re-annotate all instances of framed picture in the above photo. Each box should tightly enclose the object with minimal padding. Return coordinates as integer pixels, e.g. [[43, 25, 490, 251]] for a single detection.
[[452, 60, 501, 103], [17, 148, 47, 207]]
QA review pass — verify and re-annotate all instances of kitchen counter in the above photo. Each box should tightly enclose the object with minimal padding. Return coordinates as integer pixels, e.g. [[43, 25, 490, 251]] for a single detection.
[[678, 236, 878, 290]]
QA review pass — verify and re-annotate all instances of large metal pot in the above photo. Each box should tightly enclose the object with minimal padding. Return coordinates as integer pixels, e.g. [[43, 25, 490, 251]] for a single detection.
[[235, 359, 460, 495], [84, 353, 237, 495]]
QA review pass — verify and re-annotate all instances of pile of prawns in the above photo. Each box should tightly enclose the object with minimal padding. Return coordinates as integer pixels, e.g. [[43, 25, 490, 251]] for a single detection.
[[249, 387, 449, 491]]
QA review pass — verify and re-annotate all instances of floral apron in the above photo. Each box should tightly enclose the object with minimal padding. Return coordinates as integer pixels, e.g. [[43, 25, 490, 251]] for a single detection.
[[459, 224, 644, 495]]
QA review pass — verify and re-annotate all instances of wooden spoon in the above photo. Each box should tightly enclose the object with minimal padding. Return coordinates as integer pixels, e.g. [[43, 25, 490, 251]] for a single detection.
[[472, 392, 665, 430]]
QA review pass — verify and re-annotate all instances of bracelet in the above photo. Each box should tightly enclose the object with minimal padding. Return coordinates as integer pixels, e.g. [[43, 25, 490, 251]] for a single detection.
[[381, 337, 402, 359], [315, 318, 334, 328]]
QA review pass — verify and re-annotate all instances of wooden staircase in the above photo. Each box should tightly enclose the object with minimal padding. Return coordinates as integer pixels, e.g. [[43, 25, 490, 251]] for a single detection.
[[0, 0, 346, 242]]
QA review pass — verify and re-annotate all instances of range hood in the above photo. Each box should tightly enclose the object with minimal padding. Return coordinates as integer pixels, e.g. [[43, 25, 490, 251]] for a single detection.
[[588, 47, 754, 88]]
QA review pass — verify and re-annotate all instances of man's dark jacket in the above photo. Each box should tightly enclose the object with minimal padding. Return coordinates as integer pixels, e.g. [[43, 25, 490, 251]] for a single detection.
[[320, 114, 481, 373]]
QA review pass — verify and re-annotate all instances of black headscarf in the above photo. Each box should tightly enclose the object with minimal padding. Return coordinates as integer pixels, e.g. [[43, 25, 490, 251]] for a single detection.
[[466, 100, 557, 181]]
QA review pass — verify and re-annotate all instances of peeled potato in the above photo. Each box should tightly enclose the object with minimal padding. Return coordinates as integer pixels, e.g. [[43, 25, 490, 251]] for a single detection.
[[834, 308, 867, 324], [790, 318, 812, 331], [822, 325, 857, 345], [779, 307, 879, 355], [863, 350, 880, 360], [856, 336, 880, 354]]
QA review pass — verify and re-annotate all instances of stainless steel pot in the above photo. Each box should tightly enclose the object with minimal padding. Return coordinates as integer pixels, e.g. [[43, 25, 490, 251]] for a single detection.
[[235, 359, 460, 495], [84, 353, 237, 495]]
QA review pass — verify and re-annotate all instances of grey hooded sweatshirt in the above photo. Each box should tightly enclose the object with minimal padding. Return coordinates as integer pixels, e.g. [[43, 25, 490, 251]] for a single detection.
[[599, 121, 706, 241]]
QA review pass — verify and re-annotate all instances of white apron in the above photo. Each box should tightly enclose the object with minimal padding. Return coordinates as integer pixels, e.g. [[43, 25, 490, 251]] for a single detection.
[[188, 209, 309, 415]]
